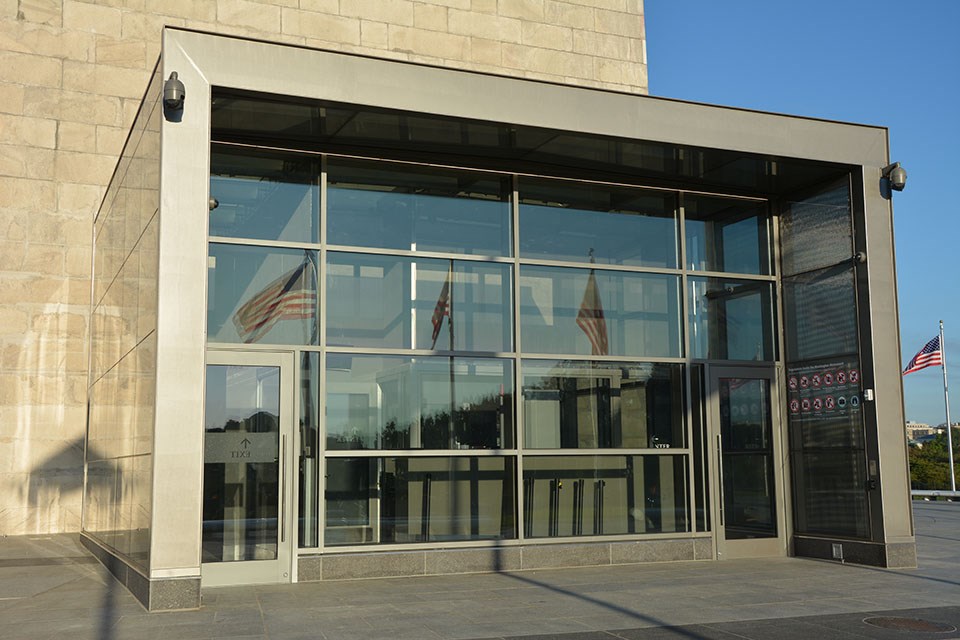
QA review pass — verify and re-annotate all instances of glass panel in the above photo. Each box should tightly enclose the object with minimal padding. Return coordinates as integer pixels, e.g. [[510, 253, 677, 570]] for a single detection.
[[211, 92, 331, 139], [522, 360, 685, 449], [326, 354, 514, 450], [783, 264, 858, 361], [522, 455, 688, 537], [520, 265, 681, 357], [690, 365, 709, 532], [719, 378, 776, 540], [327, 159, 512, 256], [210, 147, 319, 243], [208, 244, 319, 345], [326, 253, 512, 351], [780, 182, 852, 276], [203, 365, 281, 563], [324, 456, 517, 545], [519, 178, 677, 267], [786, 358, 865, 448], [688, 277, 775, 361], [685, 196, 770, 275], [792, 451, 868, 538], [299, 353, 319, 548]]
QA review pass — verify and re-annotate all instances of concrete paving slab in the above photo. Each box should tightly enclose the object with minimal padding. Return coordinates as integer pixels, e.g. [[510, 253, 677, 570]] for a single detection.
[[0, 502, 957, 639]]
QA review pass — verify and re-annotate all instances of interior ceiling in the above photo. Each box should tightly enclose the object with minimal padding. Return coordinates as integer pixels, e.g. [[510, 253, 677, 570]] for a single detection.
[[210, 89, 851, 200]]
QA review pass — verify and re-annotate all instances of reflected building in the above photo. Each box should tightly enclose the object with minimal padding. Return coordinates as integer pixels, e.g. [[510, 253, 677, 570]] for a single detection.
[[51, 16, 915, 611]]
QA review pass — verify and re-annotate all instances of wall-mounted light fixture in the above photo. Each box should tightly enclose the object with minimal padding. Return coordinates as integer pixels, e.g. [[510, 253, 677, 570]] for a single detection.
[[881, 162, 907, 191], [163, 72, 185, 111]]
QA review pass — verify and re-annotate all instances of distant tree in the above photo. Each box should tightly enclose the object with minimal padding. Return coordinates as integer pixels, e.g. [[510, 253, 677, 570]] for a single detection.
[[909, 427, 960, 490]]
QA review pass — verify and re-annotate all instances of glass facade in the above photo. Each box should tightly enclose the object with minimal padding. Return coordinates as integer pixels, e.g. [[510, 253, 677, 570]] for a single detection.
[[206, 101, 792, 553], [781, 182, 869, 539]]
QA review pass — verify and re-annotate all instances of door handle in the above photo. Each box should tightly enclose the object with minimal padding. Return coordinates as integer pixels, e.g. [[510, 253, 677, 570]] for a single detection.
[[280, 434, 286, 543], [716, 434, 725, 527]]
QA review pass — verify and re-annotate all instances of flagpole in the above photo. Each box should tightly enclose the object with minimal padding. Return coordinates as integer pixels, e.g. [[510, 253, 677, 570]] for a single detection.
[[449, 260, 456, 449], [940, 320, 956, 492]]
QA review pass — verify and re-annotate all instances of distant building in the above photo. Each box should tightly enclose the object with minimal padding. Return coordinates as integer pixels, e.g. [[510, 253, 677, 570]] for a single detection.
[[906, 421, 935, 439]]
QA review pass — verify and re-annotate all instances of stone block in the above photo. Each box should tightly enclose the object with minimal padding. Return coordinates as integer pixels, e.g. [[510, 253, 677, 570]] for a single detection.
[[499, 0, 544, 21], [322, 551, 425, 579], [0, 144, 55, 180], [121, 11, 185, 43], [96, 125, 128, 155], [573, 29, 630, 60], [298, 0, 339, 12], [595, 8, 644, 38], [360, 20, 389, 49], [144, 0, 216, 22], [17, 0, 62, 26], [469, 37, 501, 66], [424, 546, 521, 574], [0, 210, 27, 242], [693, 536, 713, 560], [545, 0, 595, 29], [59, 182, 105, 214], [389, 25, 468, 60], [149, 577, 201, 611], [96, 37, 148, 69], [0, 51, 62, 88], [471, 0, 496, 14], [448, 9, 521, 43], [55, 89, 123, 127], [595, 57, 622, 84], [502, 43, 593, 79], [413, 3, 447, 31], [567, 0, 625, 10], [217, 0, 282, 33], [21, 244, 66, 276], [885, 542, 917, 568], [282, 9, 361, 45], [0, 240, 27, 272], [418, 0, 469, 9], [610, 539, 694, 564], [521, 542, 610, 569], [0, 307, 30, 336], [0, 83, 25, 116], [63, 0, 122, 37], [340, 0, 414, 27], [298, 555, 323, 581], [0, 21, 95, 60], [57, 121, 98, 152], [521, 21, 572, 51], [55, 150, 117, 185], [0, 176, 56, 212]]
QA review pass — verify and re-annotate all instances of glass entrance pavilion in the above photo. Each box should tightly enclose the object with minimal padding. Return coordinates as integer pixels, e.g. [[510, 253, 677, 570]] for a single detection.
[[81, 29, 915, 610]]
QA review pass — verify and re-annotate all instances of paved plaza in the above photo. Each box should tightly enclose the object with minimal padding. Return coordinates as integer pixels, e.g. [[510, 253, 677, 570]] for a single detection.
[[0, 502, 957, 639]]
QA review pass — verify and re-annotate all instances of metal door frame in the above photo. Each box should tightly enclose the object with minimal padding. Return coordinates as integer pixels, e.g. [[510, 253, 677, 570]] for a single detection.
[[706, 364, 788, 560], [201, 349, 296, 587]]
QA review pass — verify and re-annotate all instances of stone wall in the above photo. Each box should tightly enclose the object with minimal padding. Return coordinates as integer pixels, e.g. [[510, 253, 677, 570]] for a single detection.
[[0, 0, 646, 535]]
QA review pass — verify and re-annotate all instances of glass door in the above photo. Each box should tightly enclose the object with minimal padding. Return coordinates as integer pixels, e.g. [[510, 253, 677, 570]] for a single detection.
[[708, 366, 787, 559], [202, 351, 295, 586]]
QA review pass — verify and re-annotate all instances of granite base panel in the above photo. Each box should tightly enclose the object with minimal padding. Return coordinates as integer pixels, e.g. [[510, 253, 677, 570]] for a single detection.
[[80, 533, 201, 611], [794, 535, 917, 568], [299, 538, 712, 582]]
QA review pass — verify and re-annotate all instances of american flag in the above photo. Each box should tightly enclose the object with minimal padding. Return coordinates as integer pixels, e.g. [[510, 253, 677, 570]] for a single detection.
[[232, 256, 316, 343], [577, 268, 608, 356], [430, 263, 453, 349], [903, 335, 943, 376]]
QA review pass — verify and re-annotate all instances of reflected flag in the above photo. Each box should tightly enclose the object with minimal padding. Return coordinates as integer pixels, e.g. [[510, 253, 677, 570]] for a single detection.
[[431, 263, 453, 349], [903, 335, 942, 375], [232, 255, 316, 343], [577, 267, 608, 356]]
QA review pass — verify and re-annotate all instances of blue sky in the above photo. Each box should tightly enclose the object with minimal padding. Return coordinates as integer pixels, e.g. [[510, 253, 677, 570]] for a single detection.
[[645, 1, 960, 426]]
